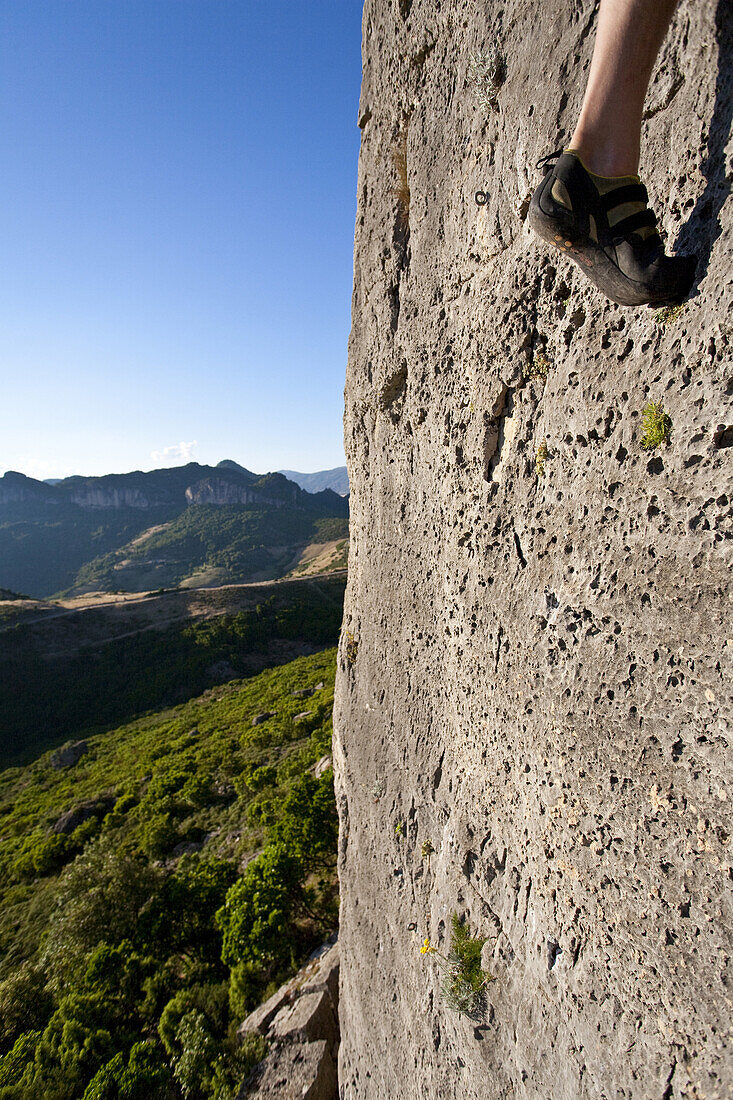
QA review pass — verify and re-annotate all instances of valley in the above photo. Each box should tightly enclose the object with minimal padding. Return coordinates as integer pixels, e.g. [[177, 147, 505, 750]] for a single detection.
[[0, 461, 349, 598], [0, 572, 346, 767], [0, 571, 347, 650]]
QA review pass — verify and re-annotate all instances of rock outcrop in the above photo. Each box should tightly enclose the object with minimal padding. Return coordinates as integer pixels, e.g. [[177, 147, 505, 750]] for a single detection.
[[50, 740, 90, 769], [184, 477, 294, 507], [238, 939, 339, 1100], [335, 1, 732, 1097], [49, 795, 115, 834]]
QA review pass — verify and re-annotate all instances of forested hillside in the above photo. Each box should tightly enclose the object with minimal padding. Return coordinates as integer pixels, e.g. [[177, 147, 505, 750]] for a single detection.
[[0, 649, 339, 1099], [73, 510, 348, 595]]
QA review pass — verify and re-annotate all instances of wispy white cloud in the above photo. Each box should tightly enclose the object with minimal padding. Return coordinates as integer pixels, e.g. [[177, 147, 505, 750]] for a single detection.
[[150, 441, 198, 465]]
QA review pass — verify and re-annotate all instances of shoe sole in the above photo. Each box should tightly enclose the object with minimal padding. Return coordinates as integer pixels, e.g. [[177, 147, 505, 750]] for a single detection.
[[528, 191, 682, 308]]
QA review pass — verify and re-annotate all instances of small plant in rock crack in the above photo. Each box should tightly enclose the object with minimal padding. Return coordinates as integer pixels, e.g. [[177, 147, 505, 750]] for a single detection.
[[395, 821, 405, 838], [341, 628, 359, 667], [421, 839, 435, 867], [653, 303, 685, 326], [524, 351, 551, 382], [420, 913, 492, 1021], [468, 48, 506, 113], [640, 401, 672, 450], [535, 439, 548, 478]]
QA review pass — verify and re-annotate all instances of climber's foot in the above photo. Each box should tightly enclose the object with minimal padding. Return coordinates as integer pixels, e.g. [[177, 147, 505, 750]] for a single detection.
[[528, 151, 696, 307]]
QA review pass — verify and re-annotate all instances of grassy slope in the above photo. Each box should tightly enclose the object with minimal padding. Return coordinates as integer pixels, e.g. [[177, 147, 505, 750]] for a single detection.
[[0, 647, 337, 965]]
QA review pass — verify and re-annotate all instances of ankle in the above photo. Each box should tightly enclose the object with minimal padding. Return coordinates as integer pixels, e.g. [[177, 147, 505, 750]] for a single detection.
[[567, 138, 640, 179]]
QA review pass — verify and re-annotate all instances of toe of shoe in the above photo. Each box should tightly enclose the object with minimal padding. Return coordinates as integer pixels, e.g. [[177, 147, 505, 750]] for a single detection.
[[658, 254, 697, 300]]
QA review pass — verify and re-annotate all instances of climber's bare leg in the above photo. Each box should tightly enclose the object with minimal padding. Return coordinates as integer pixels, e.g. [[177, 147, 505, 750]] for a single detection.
[[528, 0, 695, 305], [569, 0, 678, 177]]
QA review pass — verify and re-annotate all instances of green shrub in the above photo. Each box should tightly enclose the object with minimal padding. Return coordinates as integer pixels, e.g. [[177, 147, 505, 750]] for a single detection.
[[0, 964, 52, 1054], [217, 845, 301, 972], [245, 795, 277, 828], [468, 48, 506, 113], [82, 1041, 172, 1099], [210, 1034, 267, 1100], [524, 351, 550, 382], [18, 996, 117, 1099], [180, 774, 213, 809], [269, 772, 337, 868], [113, 794, 137, 815], [218, 770, 337, 991], [653, 303, 684, 326], [440, 913, 489, 1021], [170, 1010, 216, 1098], [227, 963, 267, 1022], [40, 837, 164, 987], [139, 813, 179, 860], [0, 1030, 42, 1091], [640, 401, 672, 450], [240, 764, 277, 793], [149, 857, 238, 967]]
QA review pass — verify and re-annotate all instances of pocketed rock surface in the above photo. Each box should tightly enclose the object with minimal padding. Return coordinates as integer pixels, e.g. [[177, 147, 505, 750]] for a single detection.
[[334, 1, 732, 1097]]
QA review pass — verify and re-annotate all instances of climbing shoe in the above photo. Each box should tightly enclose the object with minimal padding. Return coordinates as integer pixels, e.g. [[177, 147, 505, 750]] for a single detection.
[[528, 150, 696, 307]]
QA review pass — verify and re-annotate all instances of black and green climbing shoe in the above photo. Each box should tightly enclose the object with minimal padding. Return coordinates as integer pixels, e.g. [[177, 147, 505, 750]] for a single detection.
[[528, 150, 696, 307]]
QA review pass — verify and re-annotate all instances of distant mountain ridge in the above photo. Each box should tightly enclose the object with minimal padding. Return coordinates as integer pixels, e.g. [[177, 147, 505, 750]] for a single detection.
[[3, 463, 338, 511], [0, 461, 348, 598], [278, 466, 349, 496], [32, 461, 349, 499]]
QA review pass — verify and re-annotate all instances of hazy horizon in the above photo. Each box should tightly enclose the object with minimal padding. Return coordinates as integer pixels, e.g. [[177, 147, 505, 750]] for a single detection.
[[2, 458, 348, 482]]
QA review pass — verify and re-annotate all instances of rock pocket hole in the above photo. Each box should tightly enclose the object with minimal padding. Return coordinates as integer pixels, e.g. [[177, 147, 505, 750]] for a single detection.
[[379, 361, 408, 421], [713, 425, 733, 449], [486, 387, 517, 483], [547, 940, 562, 969], [392, 121, 411, 251]]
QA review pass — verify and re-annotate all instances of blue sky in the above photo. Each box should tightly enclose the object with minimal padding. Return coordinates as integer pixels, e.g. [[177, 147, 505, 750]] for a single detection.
[[1, 0, 363, 479]]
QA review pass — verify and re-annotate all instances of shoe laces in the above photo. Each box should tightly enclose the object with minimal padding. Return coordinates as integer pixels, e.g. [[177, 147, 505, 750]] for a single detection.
[[535, 148, 565, 172]]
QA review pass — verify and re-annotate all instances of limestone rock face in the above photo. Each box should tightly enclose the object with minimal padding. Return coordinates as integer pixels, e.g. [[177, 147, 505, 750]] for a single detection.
[[334, 1, 732, 1097], [184, 477, 293, 507], [67, 487, 153, 508]]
